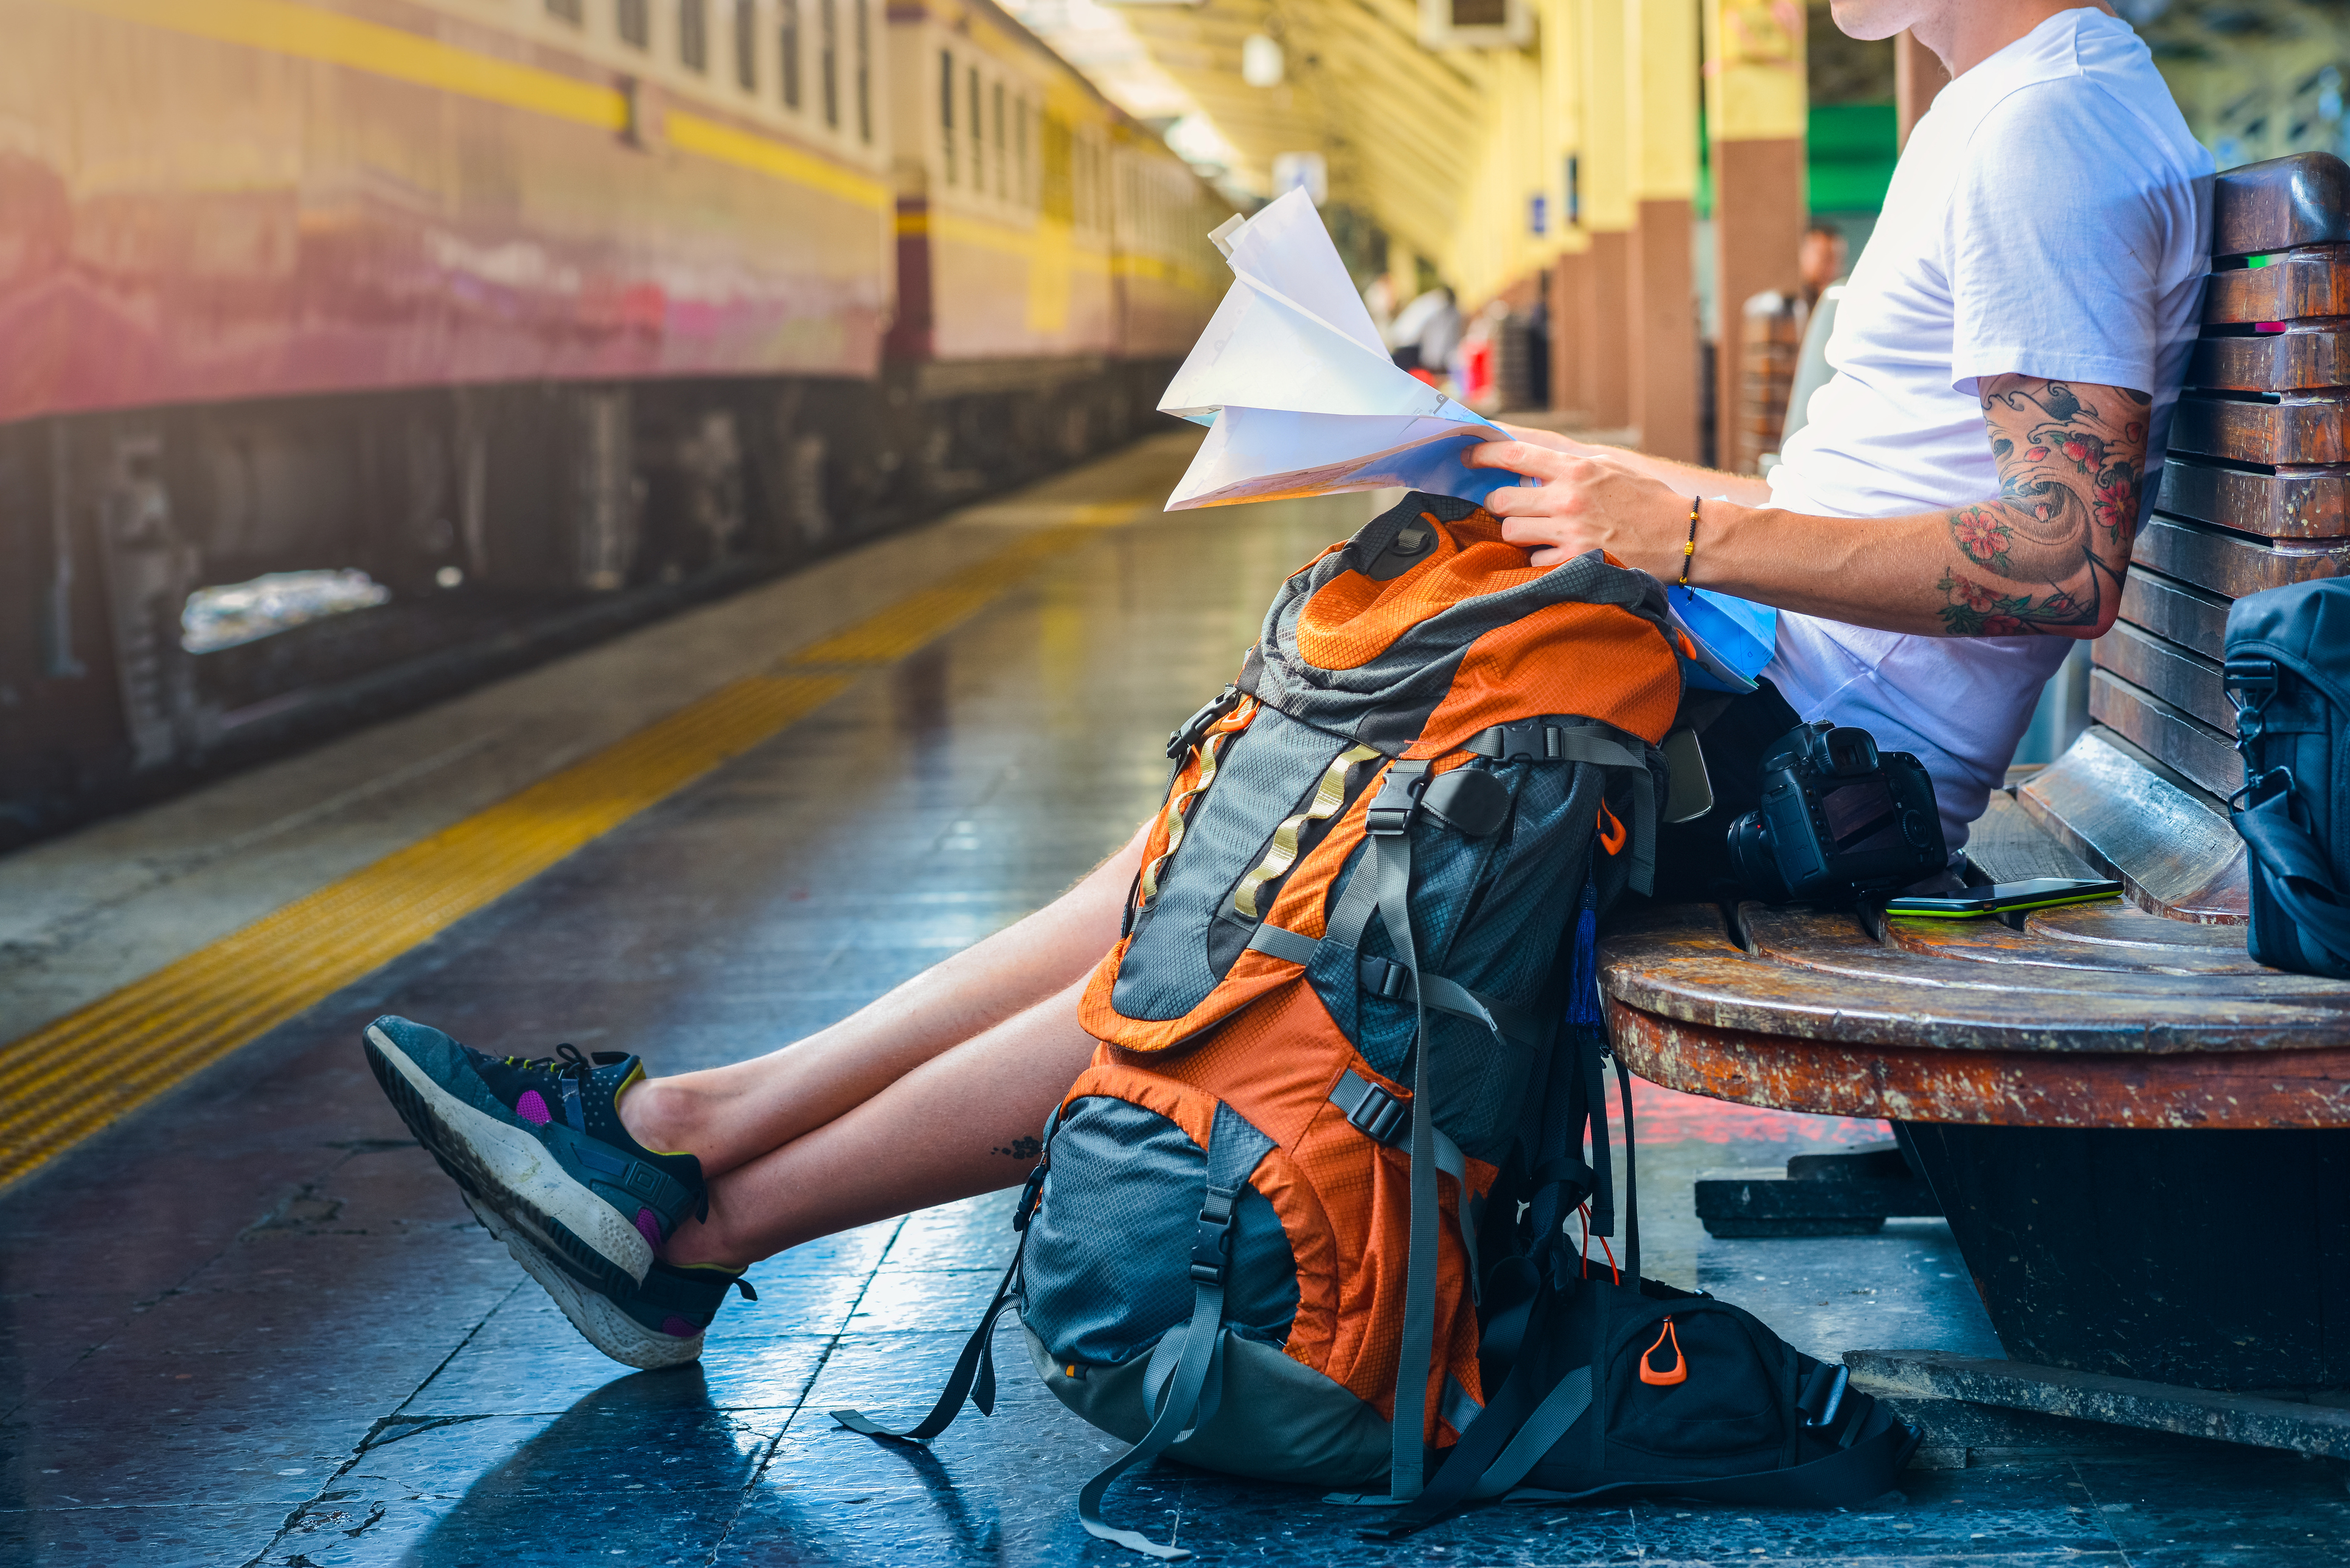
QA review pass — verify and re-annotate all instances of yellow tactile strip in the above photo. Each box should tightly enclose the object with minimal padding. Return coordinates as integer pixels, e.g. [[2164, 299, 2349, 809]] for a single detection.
[[0, 512, 1135, 1190]]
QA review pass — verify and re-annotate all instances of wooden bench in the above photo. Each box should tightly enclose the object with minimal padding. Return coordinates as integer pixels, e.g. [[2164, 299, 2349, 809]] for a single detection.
[[1600, 153, 2350, 1403]]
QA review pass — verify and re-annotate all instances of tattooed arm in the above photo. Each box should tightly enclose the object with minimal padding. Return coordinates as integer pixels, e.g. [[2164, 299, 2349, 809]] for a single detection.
[[1931, 376, 2147, 635], [1464, 375, 2150, 640]]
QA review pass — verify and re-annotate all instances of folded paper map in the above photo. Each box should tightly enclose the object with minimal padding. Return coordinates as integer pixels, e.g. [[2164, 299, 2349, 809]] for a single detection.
[[1161, 190, 1777, 692], [1161, 189, 1518, 511]]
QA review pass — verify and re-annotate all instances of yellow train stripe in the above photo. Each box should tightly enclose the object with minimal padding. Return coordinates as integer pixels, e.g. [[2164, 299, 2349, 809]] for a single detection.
[[922, 209, 1116, 276], [666, 109, 889, 212], [0, 506, 1140, 1189], [55, 0, 883, 209], [63, 0, 628, 131]]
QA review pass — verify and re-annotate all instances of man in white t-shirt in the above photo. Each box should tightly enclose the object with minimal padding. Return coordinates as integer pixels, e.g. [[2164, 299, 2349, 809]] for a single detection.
[[358, 0, 2214, 1365], [1481, 0, 2211, 861]]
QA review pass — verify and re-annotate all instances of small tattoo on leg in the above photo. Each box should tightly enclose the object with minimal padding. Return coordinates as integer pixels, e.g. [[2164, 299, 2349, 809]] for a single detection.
[[993, 1136, 1043, 1159]]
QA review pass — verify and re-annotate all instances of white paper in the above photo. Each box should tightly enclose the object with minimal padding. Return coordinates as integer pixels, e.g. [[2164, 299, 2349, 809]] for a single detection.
[[1159, 188, 1504, 508]]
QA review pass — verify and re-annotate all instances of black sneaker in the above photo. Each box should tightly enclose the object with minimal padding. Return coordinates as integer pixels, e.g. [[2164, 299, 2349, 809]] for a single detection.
[[464, 1195, 755, 1369], [363, 1016, 706, 1296]]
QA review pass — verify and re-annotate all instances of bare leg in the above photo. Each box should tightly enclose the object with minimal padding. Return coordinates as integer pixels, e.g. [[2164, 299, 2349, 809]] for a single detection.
[[664, 977, 1096, 1266], [619, 819, 1145, 1179]]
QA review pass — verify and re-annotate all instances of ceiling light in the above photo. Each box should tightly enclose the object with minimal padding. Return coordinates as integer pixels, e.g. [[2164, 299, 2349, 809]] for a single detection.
[[1241, 33, 1284, 88]]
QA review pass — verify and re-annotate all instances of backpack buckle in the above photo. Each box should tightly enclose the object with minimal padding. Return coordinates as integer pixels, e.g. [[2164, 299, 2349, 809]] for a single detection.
[[1365, 762, 1428, 836], [1331, 1068, 1411, 1147], [1167, 684, 1245, 760], [1359, 955, 1412, 1002], [1012, 1159, 1049, 1232], [2225, 656, 2279, 715], [1189, 1187, 1236, 1283]]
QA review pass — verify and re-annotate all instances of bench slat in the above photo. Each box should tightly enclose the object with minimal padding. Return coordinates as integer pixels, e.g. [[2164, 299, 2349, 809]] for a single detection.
[[2163, 394, 2350, 467], [2155, 456, 2350, 538], [1607, 1000, 2350, 1128], [1597, 907, 2350, 1054], [2025, 901, 2259, 953], [2213, 151, 2350, 258], [2089, 668, 2243, 799], [1962, 791, 2099, 884], [1739, 904, 2315, 1004], [2135, 513, 2350, 599], [1880, 911, 2267, 973], [2096, 622, 2232, 735], [2119, 566, 2230, 653], [2202, 245, 2350, 324], [2015, 729, 2249, 922], [2187, 331, 2350, 394]]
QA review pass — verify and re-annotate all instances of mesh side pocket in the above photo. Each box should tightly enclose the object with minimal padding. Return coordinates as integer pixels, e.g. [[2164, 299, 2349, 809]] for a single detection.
[[1021, 1096, 1296, 1367]]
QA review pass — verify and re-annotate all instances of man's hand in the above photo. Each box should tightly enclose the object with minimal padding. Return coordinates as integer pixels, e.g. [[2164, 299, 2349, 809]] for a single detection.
[[1464, 441, 1700, 574]]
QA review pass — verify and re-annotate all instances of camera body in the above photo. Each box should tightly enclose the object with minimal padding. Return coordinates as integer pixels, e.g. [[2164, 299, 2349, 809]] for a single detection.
[[1727, 721, 1947, 903]]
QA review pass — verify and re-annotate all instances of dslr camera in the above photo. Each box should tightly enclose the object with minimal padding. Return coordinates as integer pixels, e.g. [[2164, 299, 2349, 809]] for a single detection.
[[1727, 721, 1947, 903]]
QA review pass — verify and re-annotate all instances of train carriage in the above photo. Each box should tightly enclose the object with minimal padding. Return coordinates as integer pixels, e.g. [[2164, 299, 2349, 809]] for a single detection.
[[0, 0, 1229, 847]]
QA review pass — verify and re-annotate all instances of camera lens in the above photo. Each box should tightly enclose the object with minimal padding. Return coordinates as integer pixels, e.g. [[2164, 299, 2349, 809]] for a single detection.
[[1726, 810, 1792, 903]]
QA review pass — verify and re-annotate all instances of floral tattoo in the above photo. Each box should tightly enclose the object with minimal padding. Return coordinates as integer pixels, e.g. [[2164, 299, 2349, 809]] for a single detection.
[[1936, 378, 2150, 636]]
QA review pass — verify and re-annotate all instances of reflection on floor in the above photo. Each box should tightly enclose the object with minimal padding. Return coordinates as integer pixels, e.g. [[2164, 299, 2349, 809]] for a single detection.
[[4, 439, 2345, 1566]]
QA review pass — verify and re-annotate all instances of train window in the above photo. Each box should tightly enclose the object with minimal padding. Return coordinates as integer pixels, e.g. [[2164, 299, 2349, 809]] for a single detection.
[[780, 0, 800, 109], [680, 0, 707, 71], [617, 0, 649, 46], [968, 66, 981, 189], [853, 0, 870, 144], [819, 0, 838, 129], [734, 0, 756, 91], [545, 0, 583, 24], [940, 50, 954, 182]]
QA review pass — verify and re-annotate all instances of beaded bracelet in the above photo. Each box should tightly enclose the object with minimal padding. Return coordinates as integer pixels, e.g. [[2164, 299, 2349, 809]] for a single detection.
[[1677, 496, 1701, 598]]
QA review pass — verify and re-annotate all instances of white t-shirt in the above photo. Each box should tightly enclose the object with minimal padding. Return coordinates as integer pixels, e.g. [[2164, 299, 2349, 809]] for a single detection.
[[1762, 7, 2211, 852]]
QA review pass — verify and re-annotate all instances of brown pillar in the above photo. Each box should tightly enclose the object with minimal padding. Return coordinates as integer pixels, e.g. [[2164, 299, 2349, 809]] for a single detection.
[[1628, 200, 1697, 462], [1580, 230, 1632, 430], [1896, 29, 1949, 149], [1713, 139, 1805, 470], [1550, 247, 1588, 418]]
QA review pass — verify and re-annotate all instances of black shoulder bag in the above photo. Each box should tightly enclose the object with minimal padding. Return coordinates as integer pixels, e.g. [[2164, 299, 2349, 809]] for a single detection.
[[2225, 578, 2350, 978]]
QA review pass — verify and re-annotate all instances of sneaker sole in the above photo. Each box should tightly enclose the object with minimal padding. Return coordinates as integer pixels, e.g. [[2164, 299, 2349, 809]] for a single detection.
[[364, 1024, 653, 1293], [464, 1195, 704, 1372]]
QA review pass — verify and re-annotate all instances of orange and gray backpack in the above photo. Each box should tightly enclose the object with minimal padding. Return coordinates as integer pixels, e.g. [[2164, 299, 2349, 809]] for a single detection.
[[835, 494, 1922, 1556]]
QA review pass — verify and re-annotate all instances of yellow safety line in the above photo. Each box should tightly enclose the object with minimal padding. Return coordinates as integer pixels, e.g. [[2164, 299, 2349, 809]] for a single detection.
[[0, 506, 1140, 1190]]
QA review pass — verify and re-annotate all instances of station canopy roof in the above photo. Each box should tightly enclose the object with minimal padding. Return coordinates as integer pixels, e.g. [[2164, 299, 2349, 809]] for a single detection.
[[1001, 0, 1486, 266]]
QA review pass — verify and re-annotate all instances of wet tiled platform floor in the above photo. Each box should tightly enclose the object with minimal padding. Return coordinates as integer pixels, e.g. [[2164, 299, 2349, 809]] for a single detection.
[[5, 441, 2348, 1565]]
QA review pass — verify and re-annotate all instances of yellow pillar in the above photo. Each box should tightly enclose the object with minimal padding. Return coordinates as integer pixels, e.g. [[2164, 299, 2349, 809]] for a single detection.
[[1627, 0, 1699, 462], [1577, 0, 1632, 431], [1705, 0, 1807, 471]]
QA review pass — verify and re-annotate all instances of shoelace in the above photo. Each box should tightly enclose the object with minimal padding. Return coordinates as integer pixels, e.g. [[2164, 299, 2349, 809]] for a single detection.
[[501, 1042, 600, 1080]]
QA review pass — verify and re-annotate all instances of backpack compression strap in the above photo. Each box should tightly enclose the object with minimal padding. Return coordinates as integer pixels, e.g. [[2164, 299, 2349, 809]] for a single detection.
[[1364, 759, 1443, 1504], [1076, 1104, 1276, 1561]]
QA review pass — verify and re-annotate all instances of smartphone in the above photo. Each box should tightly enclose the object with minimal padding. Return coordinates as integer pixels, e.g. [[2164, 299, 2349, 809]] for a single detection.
[[1883, 877, 2122, 919]]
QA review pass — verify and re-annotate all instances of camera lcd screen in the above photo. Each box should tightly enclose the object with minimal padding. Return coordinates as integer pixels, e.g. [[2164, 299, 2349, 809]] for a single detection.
[[1820, 777, 1904, 855]]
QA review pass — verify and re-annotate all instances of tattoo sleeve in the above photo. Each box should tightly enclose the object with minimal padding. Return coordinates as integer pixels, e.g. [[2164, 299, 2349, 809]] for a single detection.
[[1934, 376, 2150, 636]]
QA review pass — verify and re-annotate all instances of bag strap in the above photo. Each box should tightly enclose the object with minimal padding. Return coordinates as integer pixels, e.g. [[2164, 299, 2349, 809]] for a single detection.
[[1072, 1182, 1234, 1561], [829, 1157, 1049, 1441], [1363, 758, 1441, 1505], [1464, 721, 1658, 895], [2234, 777, 2350, 966], [1073, 1107, 1274, 1560]]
